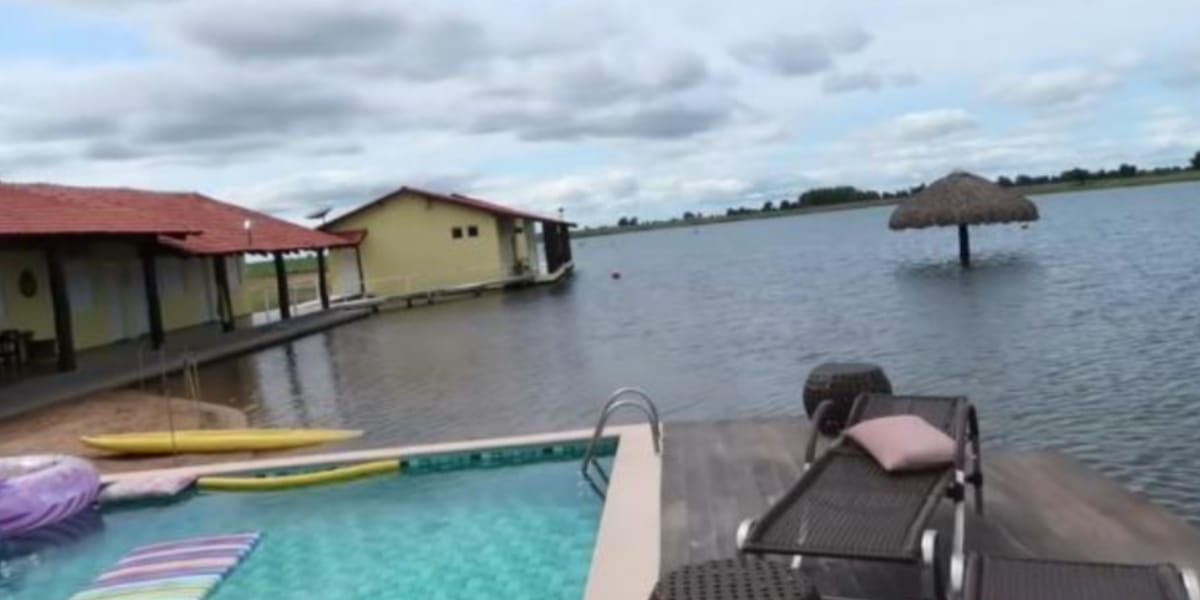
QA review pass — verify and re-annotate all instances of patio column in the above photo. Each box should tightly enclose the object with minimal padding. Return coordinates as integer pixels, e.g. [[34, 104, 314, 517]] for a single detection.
[[212, 255, 236, 331], [44, 245, 76, 372], [273, 251, 291, 319], [139, 245, 165, 350], [316, 250, 330, 310], [355, 246, 366, 296]]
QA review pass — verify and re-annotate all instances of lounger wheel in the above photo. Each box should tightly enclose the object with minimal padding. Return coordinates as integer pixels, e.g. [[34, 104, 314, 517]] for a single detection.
[[735, 518, 757, 550], [949, 551, 966, 600], [1182, 566, 1200, 600], [921, 530, 947, 600]]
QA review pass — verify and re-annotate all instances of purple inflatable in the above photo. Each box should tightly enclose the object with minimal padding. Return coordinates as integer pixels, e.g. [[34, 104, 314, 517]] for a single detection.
[[0, 455, 100, 536]]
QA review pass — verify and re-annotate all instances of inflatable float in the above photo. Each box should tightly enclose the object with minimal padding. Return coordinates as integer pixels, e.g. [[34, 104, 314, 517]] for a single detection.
[[80, 428, 363, 455], [0, 455, 100, 535], [198, 460, 400, 492], [67, 532, 261, 600]]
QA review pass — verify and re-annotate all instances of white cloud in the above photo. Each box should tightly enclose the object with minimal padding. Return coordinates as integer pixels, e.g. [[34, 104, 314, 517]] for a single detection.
[[1141, 107, 1200, 160], [4, 0, 1200, 225], [732, 27, 872, 77], [987, 67, 1120, 109], [876, 109, 979, 142], [822, 71, 883, 94]]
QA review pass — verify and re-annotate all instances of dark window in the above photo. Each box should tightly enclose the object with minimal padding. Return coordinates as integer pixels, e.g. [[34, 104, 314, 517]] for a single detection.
[[451, 227, 463, 239], [467, 225, 479, 237]]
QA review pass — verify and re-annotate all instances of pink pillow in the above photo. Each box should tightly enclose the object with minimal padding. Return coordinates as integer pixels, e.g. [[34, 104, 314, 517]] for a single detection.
[[846, 415, 956, 473], [99, 474, 195, 504]]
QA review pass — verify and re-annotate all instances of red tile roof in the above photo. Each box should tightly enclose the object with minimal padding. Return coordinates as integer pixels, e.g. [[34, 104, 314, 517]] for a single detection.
[[0, 181, 355, 254], [321, 185, 573, 230], [329, 229, 368, 244], [0, 182, 199, 237]]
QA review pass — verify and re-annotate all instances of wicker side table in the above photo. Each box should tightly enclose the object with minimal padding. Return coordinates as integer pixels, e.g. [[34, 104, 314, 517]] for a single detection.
[[650, 559, 821, 600], [802, 362, 892, 435]]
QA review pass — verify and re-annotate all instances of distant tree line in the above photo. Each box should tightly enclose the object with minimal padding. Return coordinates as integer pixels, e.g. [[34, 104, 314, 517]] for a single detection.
[[999, 163, 1166, 188], [595, 149, 1200, 231]]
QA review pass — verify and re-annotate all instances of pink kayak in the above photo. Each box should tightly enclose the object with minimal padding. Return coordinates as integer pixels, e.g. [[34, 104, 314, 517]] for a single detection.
[[0, 455, 100, 535]]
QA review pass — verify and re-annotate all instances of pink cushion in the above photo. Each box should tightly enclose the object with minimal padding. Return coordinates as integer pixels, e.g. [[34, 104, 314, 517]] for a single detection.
[[99, 474, 195, 504], [845, 415, 956, 473]]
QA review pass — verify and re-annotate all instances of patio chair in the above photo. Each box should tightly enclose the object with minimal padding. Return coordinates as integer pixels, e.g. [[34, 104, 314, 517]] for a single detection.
[[0, 329, 21, 374], [736, 393, 984, 600], [962, 554, 1200, 600]]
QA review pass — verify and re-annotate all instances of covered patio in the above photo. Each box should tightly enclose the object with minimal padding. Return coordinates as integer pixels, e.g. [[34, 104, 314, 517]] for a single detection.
[[0, 182, 362, 400]]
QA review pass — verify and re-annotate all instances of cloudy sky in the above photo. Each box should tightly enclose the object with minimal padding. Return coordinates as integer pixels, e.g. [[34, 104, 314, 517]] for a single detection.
[[2, 0, 1199, 225]]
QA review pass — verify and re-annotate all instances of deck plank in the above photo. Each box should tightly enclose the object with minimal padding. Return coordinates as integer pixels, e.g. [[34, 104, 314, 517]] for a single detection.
[[661, 418, 1200, 598]]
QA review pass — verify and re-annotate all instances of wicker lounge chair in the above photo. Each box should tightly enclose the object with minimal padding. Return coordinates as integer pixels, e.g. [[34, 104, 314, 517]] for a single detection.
[[650, 559, 822, 600], [962, 554, 1200, 600], [737, 393, 983, 600]]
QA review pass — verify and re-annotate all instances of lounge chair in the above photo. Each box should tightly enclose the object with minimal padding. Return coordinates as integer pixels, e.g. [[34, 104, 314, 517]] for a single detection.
[[650, 559, 822, 600], [736, 393, 984, 600], [962, 554, 1200, 600]]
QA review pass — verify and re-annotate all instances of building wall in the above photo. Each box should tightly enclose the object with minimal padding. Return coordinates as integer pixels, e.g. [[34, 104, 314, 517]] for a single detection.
[[326, 192, 515, 297], [0, 249, 55, 343], [0, 246, 251, 352]]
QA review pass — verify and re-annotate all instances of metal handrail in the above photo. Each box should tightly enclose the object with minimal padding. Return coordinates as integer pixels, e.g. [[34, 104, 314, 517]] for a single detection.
[[581, 388, 662, 498]]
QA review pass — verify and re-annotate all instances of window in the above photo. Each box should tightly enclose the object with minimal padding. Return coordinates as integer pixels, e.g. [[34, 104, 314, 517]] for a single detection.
[[467, 225, 479, 238], [65, 260, 94, 311], [451, 227, 464, 239], [156, 257, 185, 297]]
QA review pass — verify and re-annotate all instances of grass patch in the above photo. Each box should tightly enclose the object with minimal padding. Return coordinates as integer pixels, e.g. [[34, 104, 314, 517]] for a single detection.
[[245, 255, 319, 280]]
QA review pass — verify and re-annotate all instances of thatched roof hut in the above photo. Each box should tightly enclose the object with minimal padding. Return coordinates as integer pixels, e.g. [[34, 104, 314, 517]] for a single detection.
[[889, 171, 1038, 267]]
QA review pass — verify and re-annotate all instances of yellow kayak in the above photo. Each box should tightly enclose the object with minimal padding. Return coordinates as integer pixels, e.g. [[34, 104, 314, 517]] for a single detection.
[[80, 429, 363, 455], [198, 460, 400, 491]]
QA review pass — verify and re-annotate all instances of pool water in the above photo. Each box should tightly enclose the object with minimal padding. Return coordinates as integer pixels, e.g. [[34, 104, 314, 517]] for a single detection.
[[1, 458, 606, 600]]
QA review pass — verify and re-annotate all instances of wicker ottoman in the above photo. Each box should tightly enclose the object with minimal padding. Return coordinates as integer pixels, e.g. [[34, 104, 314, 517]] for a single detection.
[[650, 559, 821, 600], [802, 362, 892, 435]]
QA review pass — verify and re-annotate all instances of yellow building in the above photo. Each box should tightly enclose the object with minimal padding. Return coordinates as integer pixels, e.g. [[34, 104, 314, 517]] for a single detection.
[[0, 245, 253, 353], [0, 182, 353, 373], [320, 186, 574, 299]]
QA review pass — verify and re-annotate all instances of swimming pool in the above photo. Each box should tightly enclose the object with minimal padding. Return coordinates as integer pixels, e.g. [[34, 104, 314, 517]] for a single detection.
[[1, 451, 610, 599]]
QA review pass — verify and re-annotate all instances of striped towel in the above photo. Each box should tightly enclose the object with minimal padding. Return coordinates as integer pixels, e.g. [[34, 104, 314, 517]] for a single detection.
[[68, 532, 261, 600]]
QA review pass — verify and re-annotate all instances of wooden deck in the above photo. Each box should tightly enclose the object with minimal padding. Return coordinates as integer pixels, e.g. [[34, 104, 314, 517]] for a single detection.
[[661, 418, 1200, 599], [0, 308, 372, 419]]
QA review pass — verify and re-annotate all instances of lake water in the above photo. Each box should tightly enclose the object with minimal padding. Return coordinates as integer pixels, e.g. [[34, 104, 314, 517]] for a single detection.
[[188, 181, 1200, 519]]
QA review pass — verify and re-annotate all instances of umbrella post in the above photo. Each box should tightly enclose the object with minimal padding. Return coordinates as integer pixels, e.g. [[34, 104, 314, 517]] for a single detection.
[[958, 224, 971, 268]]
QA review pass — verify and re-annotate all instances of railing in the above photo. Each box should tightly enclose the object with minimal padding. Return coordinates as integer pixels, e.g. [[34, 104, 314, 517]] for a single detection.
[[580, 388, 662, 498]]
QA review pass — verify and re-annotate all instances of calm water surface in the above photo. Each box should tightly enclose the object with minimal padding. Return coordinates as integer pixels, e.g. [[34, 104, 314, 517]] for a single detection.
[[188, 182, 1200, 518]]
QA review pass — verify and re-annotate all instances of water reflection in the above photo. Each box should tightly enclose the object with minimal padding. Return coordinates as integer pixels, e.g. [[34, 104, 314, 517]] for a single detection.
[[177, 182, 1200, 519]]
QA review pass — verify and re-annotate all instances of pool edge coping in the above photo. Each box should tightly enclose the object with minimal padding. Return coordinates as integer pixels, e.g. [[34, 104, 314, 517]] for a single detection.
[[99, 424, 661, 600]]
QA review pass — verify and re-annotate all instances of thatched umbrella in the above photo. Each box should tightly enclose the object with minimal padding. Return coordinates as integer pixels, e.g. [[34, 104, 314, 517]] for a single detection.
[[888, 171, 1039, 267]]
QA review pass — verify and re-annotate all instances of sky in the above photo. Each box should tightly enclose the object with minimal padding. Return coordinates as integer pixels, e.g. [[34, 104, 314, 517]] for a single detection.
[[1, 0, 1198, 226]]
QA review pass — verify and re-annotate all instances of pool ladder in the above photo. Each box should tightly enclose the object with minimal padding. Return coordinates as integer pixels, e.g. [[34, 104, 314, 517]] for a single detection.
[[581, 388, 662, 499]]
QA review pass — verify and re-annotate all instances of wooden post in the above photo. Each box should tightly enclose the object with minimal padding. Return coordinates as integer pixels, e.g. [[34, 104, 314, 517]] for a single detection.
[[45, 245, 76, 372], [354, 247, 366, 296], [212, 255, 235, 331], [274, 252, 291, 319], [316, 250, 330, 310], [140, 246, 165, 349], [958, 224, 971, 268]]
